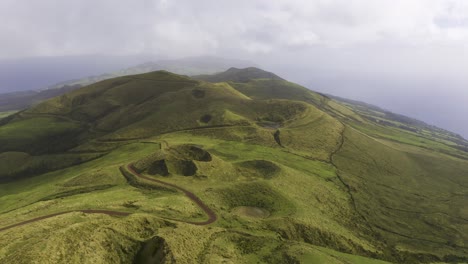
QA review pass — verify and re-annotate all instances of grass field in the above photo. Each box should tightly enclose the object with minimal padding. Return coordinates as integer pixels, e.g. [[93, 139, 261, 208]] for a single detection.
[[0, 134, 382, 263], [0, 68, 467, 263]]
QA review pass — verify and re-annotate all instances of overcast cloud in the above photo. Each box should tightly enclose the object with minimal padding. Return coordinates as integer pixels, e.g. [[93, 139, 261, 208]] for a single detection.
[[1, 0, 468, 59], [1, 0, 467, 136]]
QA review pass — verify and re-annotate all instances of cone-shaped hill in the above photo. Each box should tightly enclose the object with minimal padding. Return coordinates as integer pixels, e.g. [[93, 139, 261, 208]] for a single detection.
[[0, 68, 467, 263]]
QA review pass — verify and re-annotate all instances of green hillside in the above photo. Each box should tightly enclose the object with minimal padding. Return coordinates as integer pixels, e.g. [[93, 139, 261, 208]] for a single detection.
[[0, 68, 466, 263]]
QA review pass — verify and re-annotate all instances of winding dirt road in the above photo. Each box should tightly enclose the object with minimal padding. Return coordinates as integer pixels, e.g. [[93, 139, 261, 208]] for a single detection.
[[0, 164, 217, 232], [125, 163, 217, 225]]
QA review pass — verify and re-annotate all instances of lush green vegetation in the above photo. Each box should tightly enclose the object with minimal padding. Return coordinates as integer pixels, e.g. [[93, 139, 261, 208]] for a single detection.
[[0, 68, 466, 263]]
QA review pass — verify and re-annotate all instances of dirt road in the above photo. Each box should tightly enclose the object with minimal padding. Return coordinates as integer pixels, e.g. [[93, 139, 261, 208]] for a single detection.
[[126, 163, 217, 225]]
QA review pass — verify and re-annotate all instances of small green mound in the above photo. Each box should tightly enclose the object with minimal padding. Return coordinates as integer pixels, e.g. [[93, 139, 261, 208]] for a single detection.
[[215, 182, 293, 215], [236, 160, 281, 179]]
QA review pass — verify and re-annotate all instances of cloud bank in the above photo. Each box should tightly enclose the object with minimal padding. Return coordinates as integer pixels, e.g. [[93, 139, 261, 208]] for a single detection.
[[1, 0, 467, 136]]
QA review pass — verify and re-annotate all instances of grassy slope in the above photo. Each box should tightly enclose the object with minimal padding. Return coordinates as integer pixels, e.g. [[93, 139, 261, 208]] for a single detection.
[[0, 134, 386, 263], [334, 127, 468, 260], [0, 68, 467, 263], [199, 70, 468, 262], [225, 72, 468, 256]]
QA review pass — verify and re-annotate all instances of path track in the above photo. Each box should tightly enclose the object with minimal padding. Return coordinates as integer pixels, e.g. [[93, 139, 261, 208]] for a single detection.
[[125, 163, 217, 225]]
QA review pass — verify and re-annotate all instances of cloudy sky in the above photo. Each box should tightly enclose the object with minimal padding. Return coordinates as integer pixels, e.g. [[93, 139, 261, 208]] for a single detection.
[[1, 0, 467, 136]]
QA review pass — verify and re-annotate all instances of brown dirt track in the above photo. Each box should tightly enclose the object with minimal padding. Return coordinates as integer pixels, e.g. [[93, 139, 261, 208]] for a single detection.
[[126, 163, 217, 225]]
